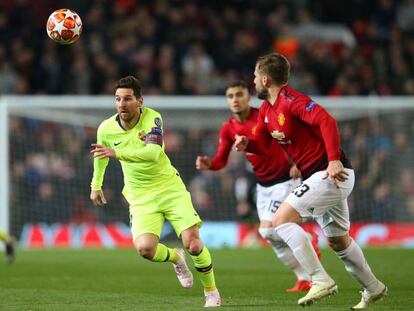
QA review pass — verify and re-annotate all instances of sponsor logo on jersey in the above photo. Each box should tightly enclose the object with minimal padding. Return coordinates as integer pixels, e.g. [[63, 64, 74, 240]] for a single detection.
[[114, 141, 122, 146], [278, 113, 285, 125], [271, 130, 291, 144], [306, 101, 317, 112], [271, 130, 285, 140], [264, 116, 269, 123], [279, 140, 292, 144], [138, 130, 146, 140]]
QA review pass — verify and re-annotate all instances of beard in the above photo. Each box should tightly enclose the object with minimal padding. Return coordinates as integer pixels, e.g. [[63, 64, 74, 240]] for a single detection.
[[256, 87, 269, 100], [119, 113, 129, 121], [119, 111, 136, 122]]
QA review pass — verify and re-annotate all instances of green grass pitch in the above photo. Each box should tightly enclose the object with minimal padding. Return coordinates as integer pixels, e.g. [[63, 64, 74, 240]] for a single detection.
[[0, 248, 413, 310]]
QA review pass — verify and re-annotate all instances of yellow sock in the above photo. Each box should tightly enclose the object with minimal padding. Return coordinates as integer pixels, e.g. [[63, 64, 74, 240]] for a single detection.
[[151, 243, 179, 263], [0, 229, 8, 242], [190, 246, 216, 291]]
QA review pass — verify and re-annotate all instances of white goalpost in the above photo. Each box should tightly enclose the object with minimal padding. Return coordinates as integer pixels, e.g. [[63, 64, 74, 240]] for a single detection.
[[0, 102, 9, 238]]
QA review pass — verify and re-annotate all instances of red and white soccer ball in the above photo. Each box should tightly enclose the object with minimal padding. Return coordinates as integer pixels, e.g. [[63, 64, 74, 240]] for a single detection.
[[46, 9, 83, 45]]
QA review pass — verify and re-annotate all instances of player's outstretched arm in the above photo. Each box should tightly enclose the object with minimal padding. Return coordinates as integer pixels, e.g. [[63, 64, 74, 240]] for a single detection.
[[291, 100, 341, 162], [234, 135, 249, 151], [90, 190, 107, 207], [91, 142, 162, 163], [90, 141, 110, 200], [115, 126, 164, 163], [91, 144, 116, 159], [116, 143, 162, 162], [204, 124, 234, 170], [196, 156, 212, 170]]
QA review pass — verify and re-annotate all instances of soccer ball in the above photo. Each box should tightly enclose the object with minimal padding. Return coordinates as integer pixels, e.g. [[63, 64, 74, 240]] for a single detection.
[[46, 9, 82, 45]]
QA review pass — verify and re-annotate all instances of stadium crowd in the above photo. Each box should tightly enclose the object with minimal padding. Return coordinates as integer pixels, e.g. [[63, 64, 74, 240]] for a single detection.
[[0, 0, 414, 95]]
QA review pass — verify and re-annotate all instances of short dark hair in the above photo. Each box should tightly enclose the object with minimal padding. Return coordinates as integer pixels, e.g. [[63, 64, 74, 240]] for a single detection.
[[115, 76, 142, 97], [256, 52, 290, 86], [225, 80, 249, 92]]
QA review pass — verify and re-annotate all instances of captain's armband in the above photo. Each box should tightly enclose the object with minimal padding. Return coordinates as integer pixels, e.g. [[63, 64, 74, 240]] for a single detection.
[[145, 127, 163, 146]]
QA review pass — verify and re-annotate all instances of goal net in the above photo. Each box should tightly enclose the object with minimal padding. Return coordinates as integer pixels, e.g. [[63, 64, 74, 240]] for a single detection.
[[1, 96, 414, 247]]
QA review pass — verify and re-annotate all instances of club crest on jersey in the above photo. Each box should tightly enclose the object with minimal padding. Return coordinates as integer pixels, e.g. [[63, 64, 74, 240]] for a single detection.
[[154, 117, 162, 128], [278, 113, 285, 126], [271, 130, 285, 140], [306, 101, 317, 112], [264, 116, 269, 123], [138, 130, 146, 141]]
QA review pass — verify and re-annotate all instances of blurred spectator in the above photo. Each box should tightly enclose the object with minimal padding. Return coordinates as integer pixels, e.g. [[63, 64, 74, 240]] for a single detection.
[[370, 181, 395, 221], [31, 181, 60, 223], [0, 60, 17, 94], [0, 1, 413, 95], [181, 42, 215, 94]]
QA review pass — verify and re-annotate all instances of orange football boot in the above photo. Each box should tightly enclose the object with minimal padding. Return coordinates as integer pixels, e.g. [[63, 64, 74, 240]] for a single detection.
[[286, 280, 312, 292]]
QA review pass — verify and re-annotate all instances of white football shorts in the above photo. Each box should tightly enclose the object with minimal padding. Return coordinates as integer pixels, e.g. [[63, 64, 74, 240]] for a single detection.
[[256, 178, 301, 222], [285, 169, 355, 237]]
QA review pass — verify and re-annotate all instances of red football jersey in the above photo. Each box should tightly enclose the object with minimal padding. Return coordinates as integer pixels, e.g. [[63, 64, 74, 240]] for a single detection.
[[246, 86, 351, 179], [210, 107, 292, 184]]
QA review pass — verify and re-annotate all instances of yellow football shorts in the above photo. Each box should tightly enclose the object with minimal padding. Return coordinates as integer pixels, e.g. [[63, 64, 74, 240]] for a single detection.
[[127, 180, 202, 242]]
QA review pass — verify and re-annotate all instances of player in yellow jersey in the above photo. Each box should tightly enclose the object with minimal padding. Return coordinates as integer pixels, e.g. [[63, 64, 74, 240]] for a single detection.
[[0, 228, 15, 263], [90, 76, 221, 308]]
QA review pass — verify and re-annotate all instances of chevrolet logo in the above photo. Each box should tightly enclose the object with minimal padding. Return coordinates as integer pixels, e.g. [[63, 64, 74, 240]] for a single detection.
[[271, 130, 285, 140]]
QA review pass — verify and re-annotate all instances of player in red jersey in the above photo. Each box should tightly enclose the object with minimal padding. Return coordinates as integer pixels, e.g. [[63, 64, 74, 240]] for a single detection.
[[235, 53, 387, 309], [196, 80, 320, 293]]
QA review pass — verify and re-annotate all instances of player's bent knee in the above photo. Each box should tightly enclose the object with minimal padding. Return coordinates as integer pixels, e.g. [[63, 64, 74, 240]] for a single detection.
[[135, 244, 156, 259], [181, 226, 202, 254], [135, 244, 156, 260], [185, 238, 203, 255], [134, 237, 158, 259], [327, 235, 351, 252]]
